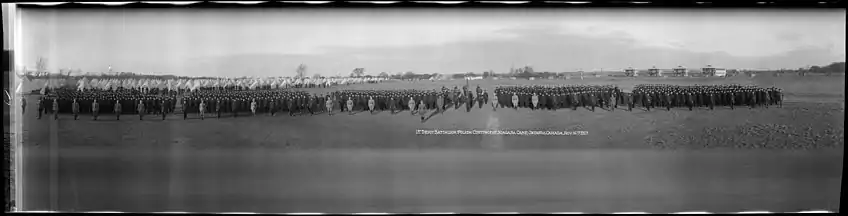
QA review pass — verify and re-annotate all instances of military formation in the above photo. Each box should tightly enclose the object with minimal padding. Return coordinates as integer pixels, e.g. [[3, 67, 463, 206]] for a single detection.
[[26, 83, 783, 121], [631, 84, 783, 111], [493, 84, 783, 112], [31, 88, 177, 120]]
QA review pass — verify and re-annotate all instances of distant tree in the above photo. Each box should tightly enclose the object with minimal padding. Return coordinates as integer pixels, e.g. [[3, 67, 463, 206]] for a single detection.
[[351, 68, 365, 77], [392, 72, 403, 79], [378, 72, 389, 78], [312, 73, 322, 79], [403, 71, 415, 79], [482, 71, 490, 78], [296, 64, 308, 78]]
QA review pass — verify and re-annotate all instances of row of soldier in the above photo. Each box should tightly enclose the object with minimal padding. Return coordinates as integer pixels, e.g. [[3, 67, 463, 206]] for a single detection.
[[23, 84, 784, 121], [632, 84, 783, 110]]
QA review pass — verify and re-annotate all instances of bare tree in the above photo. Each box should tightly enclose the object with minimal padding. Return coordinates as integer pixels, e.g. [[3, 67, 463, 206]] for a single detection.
[[296, 64, 308, 78]]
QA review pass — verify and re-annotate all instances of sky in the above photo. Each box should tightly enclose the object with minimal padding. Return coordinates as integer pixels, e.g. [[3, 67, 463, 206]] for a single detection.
[[18, 8, 847, 77]]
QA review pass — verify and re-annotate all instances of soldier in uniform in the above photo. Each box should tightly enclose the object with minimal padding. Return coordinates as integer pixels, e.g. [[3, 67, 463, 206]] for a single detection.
[[465, 91, 474, 112], [348, 97, 356, 115], [729, 90, 736, 110], [199, 100, 207, 120], [216, 99, 223, 118], [491, 90, 498, 111], [686, 91, 694, 111], [138, 100, 146, 120], [325, 96, 333, 115], [407, 97, 416, 115], [436, 94, 445, 114], [251, 99, 258, 117], [161, 99, 168, 120], [609, 92, 617, 111], [644, 91, 652, 111], [232, 98, 240, 118], [368, 96, 376, 114], [588, 91, 596, 112], [307, 95, 316, 115], [91, 99, 100, 120], [665, 91, 672, 111], [72, 99, 80, 120], [511, 93, 519, 110], [114, 99, 122, 120], [709, 91, 716, 110], [36, 97, 44, 119], [388, 96, 397, 114], [52, 98, 59, 120], [183, 99, 190, 120], [531, 93, 539, 110]]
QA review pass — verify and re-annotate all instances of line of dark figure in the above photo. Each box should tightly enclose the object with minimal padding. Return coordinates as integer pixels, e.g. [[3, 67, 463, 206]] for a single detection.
[[493, 84, 783, 112], [22, 84, 785, 121]]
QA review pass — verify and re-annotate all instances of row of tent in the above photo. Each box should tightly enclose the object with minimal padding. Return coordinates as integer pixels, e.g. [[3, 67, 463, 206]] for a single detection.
[[15, 77, 390, 94]]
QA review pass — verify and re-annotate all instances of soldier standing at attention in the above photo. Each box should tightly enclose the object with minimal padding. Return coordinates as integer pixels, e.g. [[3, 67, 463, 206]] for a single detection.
[[161, 99, 168, 120], [37, 97, 44, 119], [686, 92, 694, 111], [407, 97, 415, 115], [367, 96, 376, 114], [709, 91, 716, 110], [511, 93, 519, 110], [531, 93, 539, 110], [387, 96, 396, 114], [183, 99, 189, 120], [232, 98, 240, 118], [610, 92, 617, 111], [72, 99, 80, 120], [91, 99, 100, 120], [52, 98, 59, 120], [665, 91, 672, 111], [216, 99, 223, 118], [287, 96, 295, 116], [138, 100, 146, 120], [645, 92, 652, 111], [199, 100, 207, 120], [729, 90, 736, 110], [269, 99, 277, 116], [348, 97, 356, 115], [114, 99, 122, 120], [491, 91, 498, 111], [589, 91, 596, 112], [325, 96, 333, 115], [251, 99, 258, 117]]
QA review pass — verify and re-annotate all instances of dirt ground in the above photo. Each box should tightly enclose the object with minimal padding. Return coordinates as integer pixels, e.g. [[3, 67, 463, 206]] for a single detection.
[[11, 74, 844, 213]]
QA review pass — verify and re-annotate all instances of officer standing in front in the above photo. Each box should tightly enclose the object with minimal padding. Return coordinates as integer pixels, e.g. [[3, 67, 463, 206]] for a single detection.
[[92, 99, 100, 120], [114, 99, 122, 120], [72, 99, 80, 120]]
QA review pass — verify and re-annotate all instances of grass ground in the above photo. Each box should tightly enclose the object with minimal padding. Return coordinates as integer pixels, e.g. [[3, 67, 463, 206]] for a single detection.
[[9, 74, 844, 213]]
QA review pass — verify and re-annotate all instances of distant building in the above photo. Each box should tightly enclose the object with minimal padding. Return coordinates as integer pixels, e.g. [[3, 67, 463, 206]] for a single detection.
[[624, 67, 637, 77], [673, 66, 688, 77], [648, 66, 661, 77], [702, 65, 727, 77]]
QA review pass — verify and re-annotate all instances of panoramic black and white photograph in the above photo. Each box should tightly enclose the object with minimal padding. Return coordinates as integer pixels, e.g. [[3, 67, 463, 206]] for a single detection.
[[5, 2, 844, 214]]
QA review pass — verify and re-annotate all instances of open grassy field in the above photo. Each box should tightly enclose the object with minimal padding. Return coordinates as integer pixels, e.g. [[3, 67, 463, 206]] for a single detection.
[[12, 74, 843, 213]]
